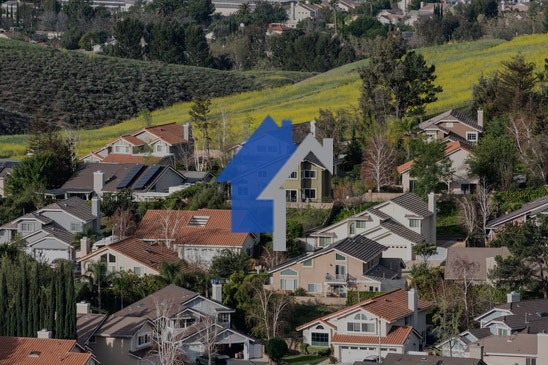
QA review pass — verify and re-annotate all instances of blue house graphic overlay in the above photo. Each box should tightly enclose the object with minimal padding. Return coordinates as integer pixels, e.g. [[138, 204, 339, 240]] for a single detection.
[[217, 116, 296, 233]]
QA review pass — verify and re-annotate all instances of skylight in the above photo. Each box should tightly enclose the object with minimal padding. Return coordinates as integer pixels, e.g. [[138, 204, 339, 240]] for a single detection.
[[188, 216, 210, 227]]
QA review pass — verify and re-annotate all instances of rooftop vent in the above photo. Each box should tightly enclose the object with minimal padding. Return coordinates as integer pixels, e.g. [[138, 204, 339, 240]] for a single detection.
[[537, 312, 548, 318], [29, 351, 41, 358], [144, 248, 153, 253], [188, 216, 210, 227]]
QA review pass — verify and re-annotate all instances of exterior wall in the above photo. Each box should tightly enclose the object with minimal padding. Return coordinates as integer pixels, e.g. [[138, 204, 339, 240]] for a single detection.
[[90, 337, 137, 365], [0, 229, 13, 244], [401, 171, 411, 192], [183, 245, 241, 268], [184, 297, 231, 322], [110, 139, 133, 154], [447, 149, 478, 194], [17, 219, 43, 235], [149, 140, 171, 157], [282, 161, 328, 202], [481, 354, 528, 365], [149, 169, 185, 193], [27, 238, 72, 263], [362, 228, 414, 262], [79, 249, 158, 276], [440, 339, 468, 357], [437, 120, 478, 140], [293, 5, 314, 21], [133, 130, 157, 143], [39, 210, 88, 233]]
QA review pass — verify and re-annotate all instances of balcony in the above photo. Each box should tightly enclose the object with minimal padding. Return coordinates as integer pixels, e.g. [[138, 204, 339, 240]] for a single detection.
[[324, 273, 348, 284]]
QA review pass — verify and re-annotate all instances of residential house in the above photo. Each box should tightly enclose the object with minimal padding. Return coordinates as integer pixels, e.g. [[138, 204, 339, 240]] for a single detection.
[[46, 162, 188, 201], [84, 284, 261, 364], [267, 235, 406, 297], [307, 193, 436, 262], [0, 158, 19, 197], [0, 197, 99, 264], [267, 23, 293, 36], [377, 9, 405, 24], [486, 193, 548, 240], [288, 2, 324, 22], [76, 302, 107, 356], [397, 141, 478, 194], [337, 0, 357, 11], [1, 0, 19, 18], [417, 109, 484, 145], [466, 334, 543, 365], [444, 247, 511, 283], [180, 170, 214, 185], [436, 328, 493, 358], [379, 353, 486, 365], [297, 289, 431, 362], [134, 209, 259, 269], [77, 236, 201, 277], [0, 335, 97, 365], [80, 122, 194, 165]]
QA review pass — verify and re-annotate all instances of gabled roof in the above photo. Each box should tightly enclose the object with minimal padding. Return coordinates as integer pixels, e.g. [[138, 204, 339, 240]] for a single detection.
[[331, 326, 414, 345], [76, 313, 106, 347], [77, 237, 200, 273], [444, 247, 510, 281], [380, 219, 425, 243], [364, 258, 403, 280], [481, 298, 548, 334], [101, 154, 162, 164], [390, 193, 432, 217], [138, 122, 189, 145], [120, 135, 145, 146], [486, 193, 548, 229], [94, 315, 149, 338], [381, 353, 485, 365], [135, 209, 250, 247], [472, 334, 538, 356], [397, 141, 471, 174], [41, 197, 96, 222], [419, 109, 483, 132], [0, 337, 92, 365], [27, 224, 74, 245]]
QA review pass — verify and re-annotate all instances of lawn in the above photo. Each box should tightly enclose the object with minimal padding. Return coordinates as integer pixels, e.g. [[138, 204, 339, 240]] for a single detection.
[[1, 34, 548, 158], [282, 354, 329, 365], [436, 201, 466, 239]]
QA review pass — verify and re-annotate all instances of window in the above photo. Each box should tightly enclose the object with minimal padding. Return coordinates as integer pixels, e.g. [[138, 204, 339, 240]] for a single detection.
[[349, 222, 355, 235], [348, 314, 376, 333], [307, 283, 321, 293], [426, 133, 437, 141], [70, 222, 81, 232], [89, 336, 96, 343], [108, 254, 116, 263], [280, 278, 297, 290], [115, 145, 130, 153], [347, 322, 361, 332], [156, 144, 165, 152], [286, 190, 298, 202], [20, 222, 35, 232], [356, 220, 366, 229], [319, 237, 331, 247], [303, 259, 313, 267], [301, 170, 317, 179], [133, 267, 143, 276], [527, 358, 537, 365], [137, 333, 151, 347], [409, 219, 421, 228], [303, 189, 316, 200], [445, 122, 454, 128], [311, 332, 329, 346], [466, 132, 478, 142], [336, 253, 346, 261], [281, 268, 297, 276], [289, 171, 298, 179], [100, 254, 107, 262], [218, 313, 230, 323], [498, 328, 509, 336]]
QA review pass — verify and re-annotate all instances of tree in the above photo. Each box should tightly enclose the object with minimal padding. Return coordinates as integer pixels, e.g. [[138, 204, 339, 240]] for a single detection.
[[55, 263, 66, 338], [153, 298, 189, 365], [360, 131, 396, 192], [189, 97, 212, 166], [187, 0, 215, 24], [84, 261, 113, 310], [111, 17, 145, 59], [433, 297, 464, 357], [359, 31, 442, 121], [0, 273, 7, 334], [48, 277, 56, 336], [412, 241, 436, 265], [61, 27, 84, 49], [110, 208, 137, 240], [315, 109, 348, 155], [457, 196, 477, 246], [409, 139, 454, 198], [210, 249, 250, 279], [452, 256, 479, 324], [196, 315, 219, 365], [101, 189, 137, 217], [147, 19, 186, 64], [522, 135, 548, 184], [65, 271, 76, 339], [266, 337, 288, 363], [476, 182, 494, 243], [490, 216, 548, 298], [184, 25, 211, 67]]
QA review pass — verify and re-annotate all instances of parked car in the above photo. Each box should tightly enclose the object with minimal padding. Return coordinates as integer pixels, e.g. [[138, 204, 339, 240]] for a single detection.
[[362, 355, 384, 362], [196, 354, 230, 365]]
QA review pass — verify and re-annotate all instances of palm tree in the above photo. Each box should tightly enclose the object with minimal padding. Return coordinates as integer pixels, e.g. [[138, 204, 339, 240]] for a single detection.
[[158, 260, 188, 285], [83, 261, 113, 311], [112, 271, 135, 309], [237, 2, 250, 16]]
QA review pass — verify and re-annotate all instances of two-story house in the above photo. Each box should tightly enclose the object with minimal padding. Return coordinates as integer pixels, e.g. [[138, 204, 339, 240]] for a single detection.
[[80, 122, 194, 165], [0, 197, 99, 264], [0, 158, 19, 197], [418, 109, 484, 146], [297, 289, 431, 362], [134, 209, 259, 269], [81, 285, 260, 364], [267, 235, 405, 297], [398, 141, 478, 194], [307, 193, 436, 262]]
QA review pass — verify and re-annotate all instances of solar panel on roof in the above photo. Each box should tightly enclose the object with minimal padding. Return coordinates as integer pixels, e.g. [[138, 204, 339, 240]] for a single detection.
[[134, 165, 162, 190], [117, 164, 145, 189]]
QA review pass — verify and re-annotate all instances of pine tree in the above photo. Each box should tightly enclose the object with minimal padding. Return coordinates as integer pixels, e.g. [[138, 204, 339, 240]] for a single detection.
[[48, 277, 56, 337], [55, 264, 66, 338], [65, 271, 76, 339], [0, 273, 7, 335]]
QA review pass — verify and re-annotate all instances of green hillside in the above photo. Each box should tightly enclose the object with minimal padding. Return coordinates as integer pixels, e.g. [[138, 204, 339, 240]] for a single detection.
[[0, 34, 547, 158]]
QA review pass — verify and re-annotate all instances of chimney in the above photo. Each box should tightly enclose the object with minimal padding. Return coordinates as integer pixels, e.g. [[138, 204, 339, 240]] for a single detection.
[[290, 1, 295, 20], [408, 288, 418, 327], [93, 171, 104, 196], [420, 1, 424, 7], [310, 120, 317, 137], [477, 109, 484, 128], [507, 291, 520, 303], [469, 343, 483, 360], [212, 281, 223, 303], [76, 301, 91, 315], [80, 237, 90, 257], [183, 123, 192, 141], [37, 329, 52, 339], [428, 192, 437, 244], [91, 197, 101, 232]]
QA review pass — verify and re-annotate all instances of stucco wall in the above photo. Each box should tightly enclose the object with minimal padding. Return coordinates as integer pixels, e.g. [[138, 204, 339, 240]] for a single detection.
[[80, 248, 158, 276]]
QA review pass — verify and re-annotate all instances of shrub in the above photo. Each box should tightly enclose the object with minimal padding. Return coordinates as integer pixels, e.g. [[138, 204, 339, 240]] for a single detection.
[[266, 337, 288, 362], [329, 356, 338, 364], [346, 290, 385, 306], [318, 347, 331, 356], [294, 287, 307, 296], [300, 343, 309, 354]]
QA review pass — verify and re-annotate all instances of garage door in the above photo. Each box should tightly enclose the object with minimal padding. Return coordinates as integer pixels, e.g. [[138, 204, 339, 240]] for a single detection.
[[339, 346, 369, 363]]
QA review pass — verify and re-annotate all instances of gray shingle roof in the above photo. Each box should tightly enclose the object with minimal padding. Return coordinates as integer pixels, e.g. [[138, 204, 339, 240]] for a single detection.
[[364, 258, 401, 280], [491, 298, 548, 333], [335, 235, 387, 262], [40, 224, 74, 245], [419, 109, 483, 132], [366, 208, 391, 220], [487, 194, 548, 228], [391, 193, 432, 217], [95, 316, 148, 337], [380, 219, 425, 243], [380, 353, 485, 365], [43, 197, 96, 222], [77, 313, 106, 347]]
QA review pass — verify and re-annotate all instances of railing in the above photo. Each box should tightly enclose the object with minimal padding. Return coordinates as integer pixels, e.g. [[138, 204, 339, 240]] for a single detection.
[[325, 273, 348, 283]]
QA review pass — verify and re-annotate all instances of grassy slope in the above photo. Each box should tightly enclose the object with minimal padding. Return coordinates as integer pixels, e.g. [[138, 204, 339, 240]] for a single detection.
[[1, 34, 547, 157]]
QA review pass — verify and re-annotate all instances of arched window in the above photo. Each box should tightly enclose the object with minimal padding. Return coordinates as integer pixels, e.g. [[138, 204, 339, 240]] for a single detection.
[[316, 325, 325, 330], [354, 313, 367, 320], [281, 268, 298, 276]]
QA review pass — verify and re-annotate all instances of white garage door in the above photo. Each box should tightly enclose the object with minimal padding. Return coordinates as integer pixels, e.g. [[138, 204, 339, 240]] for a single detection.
[[339, 346, 369, 363]]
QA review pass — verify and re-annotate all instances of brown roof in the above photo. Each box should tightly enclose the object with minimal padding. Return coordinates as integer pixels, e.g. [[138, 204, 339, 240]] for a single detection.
[[76, 313, 106, 348], [140, 123, 188, 145], [331, 326, 414, 345], [94, 316, 149, 337], [43, 197, 96, 222], [135, 209, 250, 247], [0, 337, 92, 365], [120, 135, 145, 146], [111, 284, 199, 320], [397, 141, 471, 173], [419, 109, 483, 132], [381, 353, 485, 365], [472, 334, 538, 356], [101, 154, 162, 164], [297, 289, 431, 330], [444, 247, 510, 281], [77, 236, 200, 273]]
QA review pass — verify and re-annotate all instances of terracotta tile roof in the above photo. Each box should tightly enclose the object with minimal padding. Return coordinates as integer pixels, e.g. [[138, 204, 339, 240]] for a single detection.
[[120, 135, 145, 146], [397, 141, 470, 173], [140, 123, 187, 145], [77, 236, 201, 273], [331, 326, 414, 345], [0, 336, 91, 365], [135, 209, 250, 247], [296, 289, 432, 330], [101, 154, 162, 164]]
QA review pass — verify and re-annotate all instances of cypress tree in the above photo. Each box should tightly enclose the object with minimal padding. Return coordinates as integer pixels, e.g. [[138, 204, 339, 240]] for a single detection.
[[0, 272, 7, 335], [65, 271, 76, 339], [21, 263, 28, 337], [8, 304, 15, 336], [31, 265, 40, 336], [55, 263, 66, 339], [15, 281, 22, 336], [48, 277, 55, 337], [40, 287, 48, 330]]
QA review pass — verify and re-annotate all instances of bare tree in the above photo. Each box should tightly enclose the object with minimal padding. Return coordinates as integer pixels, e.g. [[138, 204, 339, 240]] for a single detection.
[[523, 135, 548, 184], [260, 248, 287, 270], [152, 299, 189, 365], [476, 182, 494, 243], [196, 315, 219, 365], [156, 209, 184, 255], [111, 208, 137, 240], [458, 196, 477, 246], [452, 256, 479, 325], [361, 132, 396, 192]]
